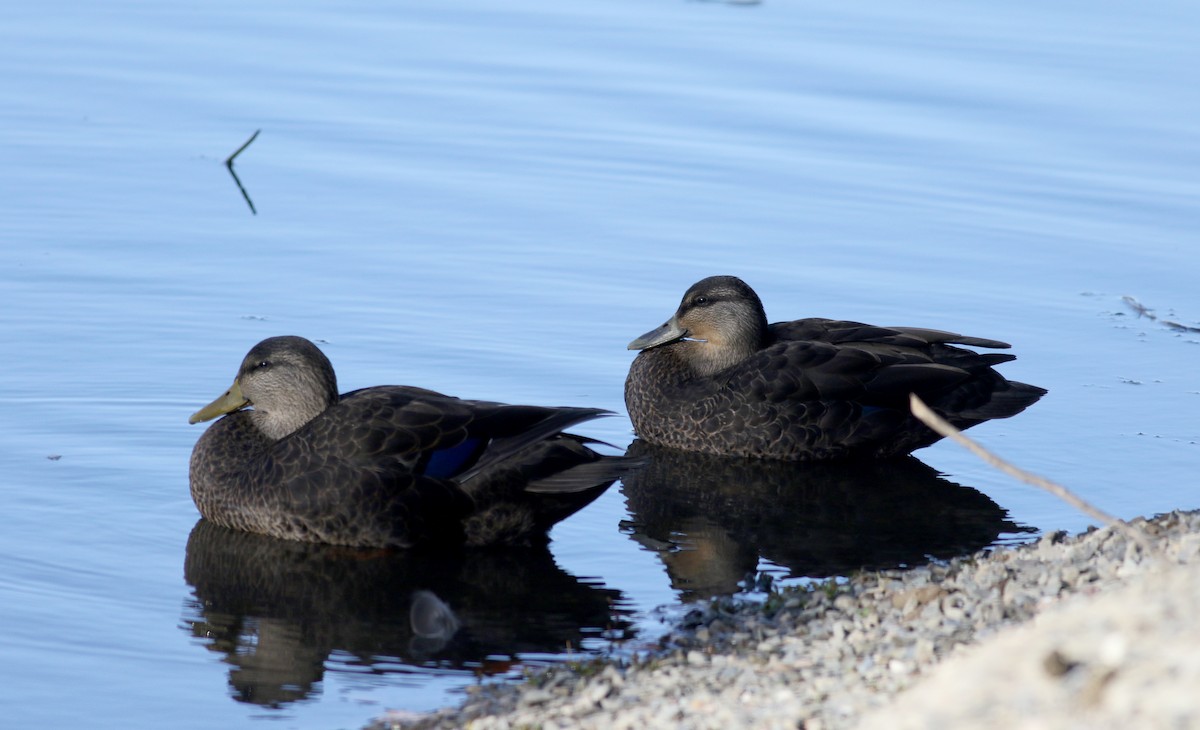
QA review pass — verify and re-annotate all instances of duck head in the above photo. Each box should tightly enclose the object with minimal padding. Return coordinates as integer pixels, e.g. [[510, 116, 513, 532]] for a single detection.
[[627, 276, 770, 377], [189, 335, 339, 441]]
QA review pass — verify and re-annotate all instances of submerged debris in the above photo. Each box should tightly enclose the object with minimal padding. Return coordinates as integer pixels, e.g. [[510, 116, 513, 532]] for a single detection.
[[1122, 295, 1200, 333]]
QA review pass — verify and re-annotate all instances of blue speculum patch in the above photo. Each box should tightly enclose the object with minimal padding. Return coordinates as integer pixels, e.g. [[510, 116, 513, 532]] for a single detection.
[[421, 438, 484, 478]]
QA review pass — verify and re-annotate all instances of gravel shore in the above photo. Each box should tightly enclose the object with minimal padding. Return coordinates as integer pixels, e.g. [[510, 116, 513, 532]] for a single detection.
[[375, 509, 1200, 730]]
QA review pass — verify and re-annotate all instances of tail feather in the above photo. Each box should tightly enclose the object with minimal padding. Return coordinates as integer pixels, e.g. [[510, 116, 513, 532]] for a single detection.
[[885, 327, 1012, 350], [457, 407, 611, 485], [955, 381, 1047, 421], [525, 456, 646, 494]]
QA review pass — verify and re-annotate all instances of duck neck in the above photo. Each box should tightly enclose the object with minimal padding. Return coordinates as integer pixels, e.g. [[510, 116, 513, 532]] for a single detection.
[[249, 373, 337, 442], [249, 405, 319, 441], [681, 328, 763, 377]]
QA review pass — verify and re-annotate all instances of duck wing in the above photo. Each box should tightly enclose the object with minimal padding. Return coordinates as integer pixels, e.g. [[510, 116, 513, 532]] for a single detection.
[[741, 318, 1032, 407], [718, 337, 964, 408], [303, 387, 614, 481], [269, 389, 628, 542], [689, 319, 1042, 457], [772, 318, 1011, 350]]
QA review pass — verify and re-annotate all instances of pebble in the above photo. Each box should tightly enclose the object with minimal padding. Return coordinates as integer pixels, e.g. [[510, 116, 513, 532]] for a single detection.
[[372, 510, 1200, 730]]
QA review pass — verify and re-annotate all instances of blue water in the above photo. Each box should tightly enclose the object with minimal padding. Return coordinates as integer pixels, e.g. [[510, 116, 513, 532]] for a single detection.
[[2, 0, 1198, 728]]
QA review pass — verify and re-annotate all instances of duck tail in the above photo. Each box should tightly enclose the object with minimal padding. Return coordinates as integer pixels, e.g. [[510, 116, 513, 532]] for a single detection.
[[525, 451, 646, 494], [457, 407, 612, 485], [955, 380, 1047, 421]]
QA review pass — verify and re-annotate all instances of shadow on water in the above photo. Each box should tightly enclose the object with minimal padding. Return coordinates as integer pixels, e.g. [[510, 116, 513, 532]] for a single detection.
[[181, 520, 633, 708], [620, 440, 1031, 600]]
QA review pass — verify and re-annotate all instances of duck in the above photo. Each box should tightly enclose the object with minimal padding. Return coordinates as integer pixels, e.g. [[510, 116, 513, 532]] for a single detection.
[[189, 335, 633, 548], [625, 276, 1046, 460]]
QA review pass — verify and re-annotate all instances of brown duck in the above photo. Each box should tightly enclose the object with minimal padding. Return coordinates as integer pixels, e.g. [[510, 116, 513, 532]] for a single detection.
[[625, 276, 1045, 460], [189, 336, 632, 548]]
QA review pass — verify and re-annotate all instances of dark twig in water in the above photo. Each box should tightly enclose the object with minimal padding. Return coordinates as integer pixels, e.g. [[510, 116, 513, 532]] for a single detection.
[[1161, 319, 1200, 334], [226, 129, 260, 215], [909, 394, 1152, 551], [1121, 295, 1152, 318], [1121, 295, 1200, 333], [226, 129, 260, 167]]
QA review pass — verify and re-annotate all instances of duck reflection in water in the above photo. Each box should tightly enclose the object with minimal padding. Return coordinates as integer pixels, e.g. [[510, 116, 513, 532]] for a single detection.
[[181, 520, 632, 708], [620, 440, 1030, 600]]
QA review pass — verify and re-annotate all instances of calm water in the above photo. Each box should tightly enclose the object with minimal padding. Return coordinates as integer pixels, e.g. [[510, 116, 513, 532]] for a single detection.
[[2, 0, 1198, 727]]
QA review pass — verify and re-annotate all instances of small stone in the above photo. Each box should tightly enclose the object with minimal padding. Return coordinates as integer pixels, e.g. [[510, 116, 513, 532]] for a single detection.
[[1061, 565, 1081, 585], [520, 689, 555, 706], [888, 659, 912, 675], [1043, 649, 1078, 677], [600, 665, 624, 685], [1098, 632, 1128, 666], [940, 593, 967, 621]]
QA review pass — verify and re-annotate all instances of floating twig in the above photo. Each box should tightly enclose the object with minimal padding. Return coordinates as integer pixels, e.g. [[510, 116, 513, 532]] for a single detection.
[[226, 129, 260, 167], [1161, 319, 1200, 334], [225, 129, 260, 215], [910, 393, 1152, 550], [1121, 295, 1200, 333], [1121, 295, 1151, 318]]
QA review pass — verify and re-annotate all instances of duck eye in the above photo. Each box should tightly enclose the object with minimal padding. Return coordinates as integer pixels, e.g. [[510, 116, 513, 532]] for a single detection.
[[253, 360, 271, 371], [692, 296, 710, 307]]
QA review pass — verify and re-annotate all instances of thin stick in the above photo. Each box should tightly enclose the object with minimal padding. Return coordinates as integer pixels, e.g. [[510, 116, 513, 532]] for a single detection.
[[1122, 295, 1200, 333], [910, 394, 1152, 550], [225, 129, 260, 168], [225, 130, 260, 215]]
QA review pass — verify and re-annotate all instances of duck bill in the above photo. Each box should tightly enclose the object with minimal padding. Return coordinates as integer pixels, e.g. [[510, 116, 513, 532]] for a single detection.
[[628, 317, 688, 351], [189, 380, 250, 424]]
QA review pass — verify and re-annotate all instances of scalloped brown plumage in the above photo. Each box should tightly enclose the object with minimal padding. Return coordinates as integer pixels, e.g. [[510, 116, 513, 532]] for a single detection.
[[625, 276, 1046, 460], [189, 336, 634, 548]]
